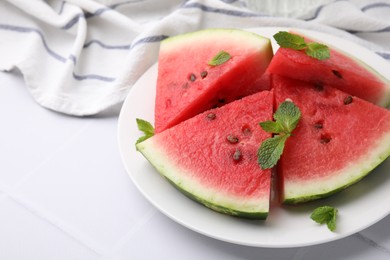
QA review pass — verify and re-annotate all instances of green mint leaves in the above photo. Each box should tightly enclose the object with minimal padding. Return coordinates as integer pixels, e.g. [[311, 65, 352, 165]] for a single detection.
[[306, 42, 330, 60], [258, 101, 301, 169], [208, 50, 231, 66], [257, 135, 288, 169], [310, 206, 338, 231], [274, 31, 330, 60], [274, 31, 307, 50], [135, 118, 154, 150]]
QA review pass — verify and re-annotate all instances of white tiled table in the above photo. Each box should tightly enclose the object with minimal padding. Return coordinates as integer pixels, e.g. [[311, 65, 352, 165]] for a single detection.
[[1, 70, 389, 259]]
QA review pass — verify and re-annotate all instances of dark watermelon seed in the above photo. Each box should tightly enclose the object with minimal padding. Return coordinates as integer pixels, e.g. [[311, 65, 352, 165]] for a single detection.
[[200, 71, 208, 79], [226, 135, 239, 144], [332, 70, 343, 79], [314, 83, 324, 92], [188, 73, 196, 82], [233, 149, 242, 162], [314, 121, 323, 129], [320, 135, 331, 144], [344, 95, 353, 105], [218, 98, 225, 103], [206, 113, 216, 120], [189, 73, 196, 82]]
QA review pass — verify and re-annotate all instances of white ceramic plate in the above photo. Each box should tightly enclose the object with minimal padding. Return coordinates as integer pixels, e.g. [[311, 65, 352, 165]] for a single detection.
[[118, 27, 390, 247]]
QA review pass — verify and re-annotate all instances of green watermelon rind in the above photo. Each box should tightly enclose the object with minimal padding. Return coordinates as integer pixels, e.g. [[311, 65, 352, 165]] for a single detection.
[[136, 140, 269, 220], [165, 178, 268, 220], [283, 132, 390, 204], [161, 28, 271, 50]]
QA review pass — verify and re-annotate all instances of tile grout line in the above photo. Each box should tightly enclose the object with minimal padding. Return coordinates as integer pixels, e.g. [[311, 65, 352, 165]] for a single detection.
[[0, 120, 93, 205], [8, 190, 108, 257], [99, 207, 158, 259], [291, 246, 311, 260], [354, 232, 390, 255]]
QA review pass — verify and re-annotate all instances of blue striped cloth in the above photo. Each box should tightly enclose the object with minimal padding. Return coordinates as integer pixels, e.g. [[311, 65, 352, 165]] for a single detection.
[[0, 0, 389, 115]]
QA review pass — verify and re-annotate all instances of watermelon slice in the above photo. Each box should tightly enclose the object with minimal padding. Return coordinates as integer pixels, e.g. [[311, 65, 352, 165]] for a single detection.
[[268, 31, 390, 107], [273, 75, 390, 204], [154, 28, 273, 133], [137, 90, 274, 219]]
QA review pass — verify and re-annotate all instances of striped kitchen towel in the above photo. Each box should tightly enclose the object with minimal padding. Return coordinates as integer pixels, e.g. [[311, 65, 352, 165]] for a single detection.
[[0, 0, 389, 116]]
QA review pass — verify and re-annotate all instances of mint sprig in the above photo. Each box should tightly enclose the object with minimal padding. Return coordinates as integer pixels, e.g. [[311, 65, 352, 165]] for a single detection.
[[310, 206, 338, 231], [258, 101, 301, 169], [274, 31, 330, 60], [135, 118, 154, 150], [208, 50, 231, 66]]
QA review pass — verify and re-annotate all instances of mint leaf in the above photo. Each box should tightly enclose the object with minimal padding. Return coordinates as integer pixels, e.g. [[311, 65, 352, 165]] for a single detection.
[[135, 118, 154, 150], [311, 206, 338, 231], [258, 101, 301, 169], [273, 101, 301, 133], [273, 31, 330, 60], [273, 31, 307, 50], [136, 118, 154, 135], [208, 50, 231, 66], [257, 135, 288, 169], [306, 42, 330, 60], [259, 120, 284, 134]]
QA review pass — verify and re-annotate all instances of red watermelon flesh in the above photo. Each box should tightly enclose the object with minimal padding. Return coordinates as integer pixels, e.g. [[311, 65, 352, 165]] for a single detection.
[[268, 32, 390, 107], [137, 90, 274, 219], [242, 71, 272, 96], [273, 75, 390, 204], [154, 28, 273, 133]]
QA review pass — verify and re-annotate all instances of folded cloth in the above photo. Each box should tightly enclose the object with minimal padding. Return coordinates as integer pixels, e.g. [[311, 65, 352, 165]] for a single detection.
[[0, 0, 389, 116]]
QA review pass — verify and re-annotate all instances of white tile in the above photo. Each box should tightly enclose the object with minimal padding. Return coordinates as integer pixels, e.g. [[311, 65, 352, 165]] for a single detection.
[[359, 215, 390, 252], [292, 233, 390, 260], [13, 118, 154, 250], [0, 197, 99, 260], [0, 71, 90, 187]]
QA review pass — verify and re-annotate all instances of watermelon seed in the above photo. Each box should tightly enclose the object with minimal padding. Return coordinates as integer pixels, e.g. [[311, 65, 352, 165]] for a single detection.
[[320, 135, 331, 144], [233, 149, 242, 162], [206, 113, 216, 120], [314, 121, 323, 129], [227, 135, 239, 144], [314, 83, 324, 92], [200, 71, 208, 79], [189, 73, 196, 82], [332, 70, 343, 79], [218, 98, 226, 103], [344, 96, 353, 105]]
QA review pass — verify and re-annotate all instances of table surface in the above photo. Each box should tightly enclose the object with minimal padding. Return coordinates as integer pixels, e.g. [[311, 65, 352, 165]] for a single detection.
[[1, 70, 390, 260]]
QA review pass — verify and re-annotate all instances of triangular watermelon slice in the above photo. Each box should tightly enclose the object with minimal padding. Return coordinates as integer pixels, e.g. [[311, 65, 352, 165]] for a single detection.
[[154, 28, 273, 133], [273, 75, 390, 204], [137, 90, 274, 219], [268, 31, 390, 107]]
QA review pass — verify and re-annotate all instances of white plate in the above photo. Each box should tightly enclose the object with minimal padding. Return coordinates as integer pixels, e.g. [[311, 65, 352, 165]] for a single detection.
[[117, 27, 390, 247]]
